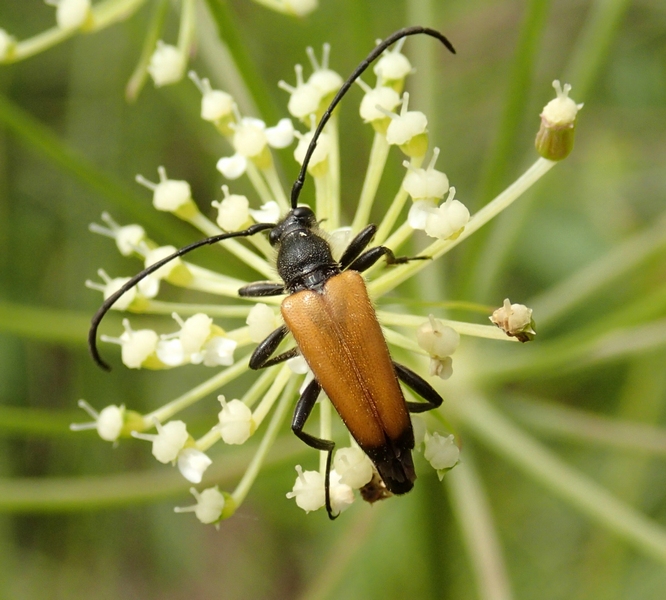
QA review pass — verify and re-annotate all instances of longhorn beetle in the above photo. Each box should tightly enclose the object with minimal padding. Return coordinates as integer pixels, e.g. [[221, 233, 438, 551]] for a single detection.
[[89, 26, 456, 519]]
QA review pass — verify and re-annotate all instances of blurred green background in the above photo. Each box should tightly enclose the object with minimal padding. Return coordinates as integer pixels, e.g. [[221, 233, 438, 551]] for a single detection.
[[1, 0, 666, 598]]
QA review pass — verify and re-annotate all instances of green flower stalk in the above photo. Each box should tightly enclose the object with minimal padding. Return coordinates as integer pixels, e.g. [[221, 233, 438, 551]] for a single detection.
[[72, 37, 580, 524]]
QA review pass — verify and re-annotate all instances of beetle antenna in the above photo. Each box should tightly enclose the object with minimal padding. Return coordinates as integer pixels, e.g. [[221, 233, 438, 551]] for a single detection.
[[89, 222, 276, 371], [290, 25, 455, 209]]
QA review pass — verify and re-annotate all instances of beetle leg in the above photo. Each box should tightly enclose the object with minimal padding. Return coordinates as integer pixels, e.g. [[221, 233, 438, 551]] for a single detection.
[[238, 281, 286, 297], [393, 361, 444, 413], [348, 246, 429, 273], [339, 224, 377, 270], [249, 325, 296, 370], [291, 379, 337, 520]]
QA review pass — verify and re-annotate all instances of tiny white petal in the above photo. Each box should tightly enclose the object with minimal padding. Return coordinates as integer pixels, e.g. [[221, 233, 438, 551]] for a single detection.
[[386, 110, 428, 146], [294, 131, 330, 167], [334, 447, 373, 489], [359, 86, 401, 122], [424, 433, 459, 471], [247, 303, 278, 343], [137, 420, 189, 464], [542, 80, 583, 126], [287, 355, 309, 374], [177, 448, 212, 483], [51, 0, 91, 30], [265, 118, 296, 148], [249, 201, 281, 224], [329, 470, 354, 514], [218, 398, 255, 444], [416, 316, 460, 358], [216, 155, 248, 180], [202, 336, 237, 367], [202, 90, 233, 122], [408, 199, 438, 230], [233, 118, 268, 157], [120, 327, 159, 369], [373, 51, 412, 82], [213, 193, 250, 232], [179, 313, 213, 355], [154, 180, 192, 212], [156, 338, 186, 367]]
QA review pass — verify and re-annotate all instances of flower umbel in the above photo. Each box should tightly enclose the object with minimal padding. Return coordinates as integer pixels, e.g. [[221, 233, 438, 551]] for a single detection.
[[79, 30, 578, 523]]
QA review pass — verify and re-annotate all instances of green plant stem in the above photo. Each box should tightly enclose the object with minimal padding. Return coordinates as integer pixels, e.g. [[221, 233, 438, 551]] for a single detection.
[[564, 0, 632, 101], [501, 395, 666, 456], [528, 212, 666, 329], [446, 450, 514, 600], [0, 94, 191, 246], [202, 0, 280, 123], [450, 391, 666, 565], [0, 435, 303, 512]]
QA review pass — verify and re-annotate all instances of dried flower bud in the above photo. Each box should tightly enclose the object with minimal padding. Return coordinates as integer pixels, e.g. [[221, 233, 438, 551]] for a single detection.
[[535, 80, 583, 161], [490, 298, 536, 342]]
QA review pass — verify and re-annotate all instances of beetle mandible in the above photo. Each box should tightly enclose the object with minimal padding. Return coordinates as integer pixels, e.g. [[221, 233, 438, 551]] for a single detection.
[[89, 26, 456, 519]]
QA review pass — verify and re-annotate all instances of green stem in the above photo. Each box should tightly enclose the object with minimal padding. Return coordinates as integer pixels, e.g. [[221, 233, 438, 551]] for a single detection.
[[501, 395, 666, 457], [446, 450, 514, 600], [6, 0, 148, 63], [0, 94, 191, 246], [351, 132, 391, 232], [452, 391, 666, 565]]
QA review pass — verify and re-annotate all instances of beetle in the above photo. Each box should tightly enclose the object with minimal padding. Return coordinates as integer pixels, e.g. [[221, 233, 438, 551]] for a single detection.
[[89, 26, 456, 519]]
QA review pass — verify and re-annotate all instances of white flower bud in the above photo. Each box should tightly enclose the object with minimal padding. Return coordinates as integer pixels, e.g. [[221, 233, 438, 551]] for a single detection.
[[402, 149, 449, 200], [429, 356, 453, 380], [329, 470, 355, 514], [541, 80, 583, 127], [216, 154, 248, 180], [218, 397, 255, 444], [294, 130, 331, 169], [249, 201, 281, 224], [116, 320, 159, 369], [174, 487, 226, 524], [232, 117, 268, 158], [287, 355, 309, 374], [359, 85, 401, 123], [279, 65, 323, 120], [416, 315, 460, 358], [423, 188, 470, 240], [147, 42, 185, 87], [188, 72, 234, 122], [424, 433, 459, 472], [286, 465, 325, 513], [177, 448, 212, 483], [212, 186, 250, 231], [156, 338, 186, 367], [144, 245, 180, 280], [408, 199, 437, 230], [132, 420, 189, 464], [201, 335, 237, 367], [70, 400, 125, 442], [114, 224, 145, 256], [385, 93, 428, 146], [247, 303, 279, 342], [136, 166, 192, 213], [327, 227, 353, 261], [265, 118, 296, 148], [334, 447, 374, 489], [172, 313, 213, 355], [373, 49, 412, 82], [46, 0, 91, 30], [85, 271, 138, 310], [490, 298, 536, 342]]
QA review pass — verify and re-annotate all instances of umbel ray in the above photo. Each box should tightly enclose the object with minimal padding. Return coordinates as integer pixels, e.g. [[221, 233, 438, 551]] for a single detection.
[[89, 26, 456, 519]]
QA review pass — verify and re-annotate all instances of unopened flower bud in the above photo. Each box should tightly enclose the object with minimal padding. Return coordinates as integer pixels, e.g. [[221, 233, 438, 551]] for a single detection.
[[357, 79, 401, 133], [218, 397, 256, 445], [132, 419, 190, 464], [212, 186, 251, 231], [201, 335, 237, 366], [247, 303, 279, 343], [177, 448, 212, 483], [148, 42, 185, 87], [249, 201, 281, 224], [294, 128, 331, 176], [535, 80, 583, 161], [373, 45, 412, 88], [402, 148, 449, 200], [329, 470, 354, 514], [490, 298, 536, 342], [188, 71, 234, 124], [279, 64, 323, 121], [174, 486, 231, 524], [383, 93, 428, 157], [70, 400, 129, 442], [286, 465, 325, 513], [423, 188, 470, 240], [424, 433, 459, 478], [136, 166, 196, 218], [334, 447, 374, 489], [306, 44, 343, 101]]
